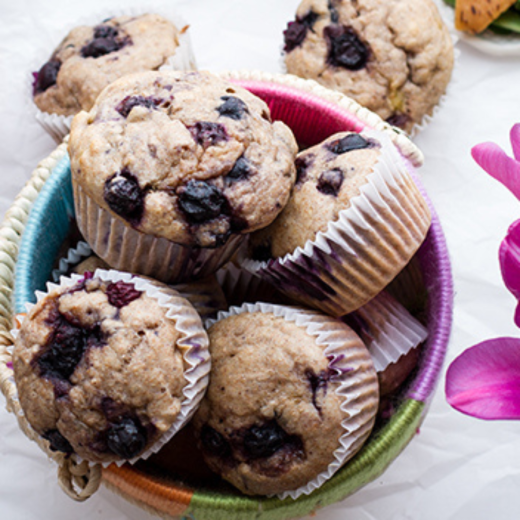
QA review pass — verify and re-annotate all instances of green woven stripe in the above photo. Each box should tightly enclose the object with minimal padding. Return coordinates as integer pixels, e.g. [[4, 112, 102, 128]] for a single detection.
[[185, 399, 425, 520]]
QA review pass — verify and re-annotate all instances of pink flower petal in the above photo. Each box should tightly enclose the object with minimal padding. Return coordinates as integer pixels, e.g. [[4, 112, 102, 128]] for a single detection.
[[515, 305, 520, 330], [471, 141, 520, 200], [446, 337, 520, 420], [500, 219, 520, 302], [510, 123, 520, 161]]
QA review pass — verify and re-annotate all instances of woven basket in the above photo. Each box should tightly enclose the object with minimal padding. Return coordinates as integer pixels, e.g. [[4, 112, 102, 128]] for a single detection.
[[0, 71, 453, 520]]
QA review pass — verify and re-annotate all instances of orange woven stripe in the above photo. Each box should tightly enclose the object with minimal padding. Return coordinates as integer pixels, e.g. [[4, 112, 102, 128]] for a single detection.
[[102, 464, 193, 516]]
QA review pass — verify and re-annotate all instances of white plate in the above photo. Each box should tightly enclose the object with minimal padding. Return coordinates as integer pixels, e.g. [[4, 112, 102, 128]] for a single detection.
[[459, 30, 520, 55], [434, 0, 520, 56]]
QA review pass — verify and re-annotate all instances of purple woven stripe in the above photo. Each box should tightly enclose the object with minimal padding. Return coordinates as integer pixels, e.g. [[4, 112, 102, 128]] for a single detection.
[[408, 173, 454, 401]]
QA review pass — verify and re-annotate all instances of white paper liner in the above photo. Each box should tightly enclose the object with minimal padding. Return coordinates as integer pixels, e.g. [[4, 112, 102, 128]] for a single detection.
[[345, 290, 428, 373], [205, 302, 378, 501], [240, 128, 431, 317], [51, 240, 93, 282], [10, 268, 210, 467], [215, 261, 292, 306], [74, 182, 245, 283], [29, 7, 197, 143]]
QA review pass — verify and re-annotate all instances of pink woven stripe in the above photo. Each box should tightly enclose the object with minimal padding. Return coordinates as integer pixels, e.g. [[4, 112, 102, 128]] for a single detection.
[[231, 79, 366, 142]]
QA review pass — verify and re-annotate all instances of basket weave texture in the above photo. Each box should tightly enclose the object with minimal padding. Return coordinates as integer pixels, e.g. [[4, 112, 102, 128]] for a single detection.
[[0, 71, 452, 520]]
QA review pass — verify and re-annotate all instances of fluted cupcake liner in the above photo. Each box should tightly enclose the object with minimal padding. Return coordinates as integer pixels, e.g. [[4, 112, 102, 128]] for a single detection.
[[50, 240, 100, 282], [9, 268, 210, 467], [73, 182, 245, 284], [215, 261, 292, 306], [240, 128, 432, 317], [206, 302, 379, 500], [344, 290, 428, 373]]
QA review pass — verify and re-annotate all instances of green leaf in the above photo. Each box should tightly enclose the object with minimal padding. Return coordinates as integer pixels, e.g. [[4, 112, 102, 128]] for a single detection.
[[491, 10, 520, 33]]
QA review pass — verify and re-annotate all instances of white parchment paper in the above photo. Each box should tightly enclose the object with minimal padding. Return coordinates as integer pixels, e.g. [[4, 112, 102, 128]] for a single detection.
[[2, 1, 520, 519]]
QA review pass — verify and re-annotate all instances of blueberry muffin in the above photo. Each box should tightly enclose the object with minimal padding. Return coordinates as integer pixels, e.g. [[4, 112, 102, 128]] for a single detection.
[[283, 0, 454, 133], [33, 14, 187, 117], [244, 130, 431, 316], [193, 306, 379, 497], [69, 70, 297, 282], [251, 131, 384, 259], [12, 272, 209, 464]]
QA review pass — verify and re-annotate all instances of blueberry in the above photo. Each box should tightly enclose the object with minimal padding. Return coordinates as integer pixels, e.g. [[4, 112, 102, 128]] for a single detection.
[[38, 321, 87, 380], [104, 168, 145, 226], [82, 37, 121, 58], [316, 168, 344, 196], [225, 156, 252, 183], [200, 424, 232, 458], [106, 417, 147, 459], [188, 121, 228, 148], [106, 281, 142, 308], [305, 369, 330, 413], [386, 113, 410, 130], [33, 59, 61, 94], [177, 180, 226, 224], [327, 133, 371, 154], [100, 396, 123, 420], [116, 95, 157, 118], [328, 0, 340, 23], [94, 24, 119, 39], [43, 429, 74, 454], [295, 154, 315, 184], [243, 421, 290, 459], [217, 96, 249, 120], [251, 242, 272, 262], [37, 311, 104, 381], [324, 25, 369, 70], [283, 11, 319, 53]]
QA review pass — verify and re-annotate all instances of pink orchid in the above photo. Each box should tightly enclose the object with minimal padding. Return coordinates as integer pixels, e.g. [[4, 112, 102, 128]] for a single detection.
[[446, 123, 520, 420]]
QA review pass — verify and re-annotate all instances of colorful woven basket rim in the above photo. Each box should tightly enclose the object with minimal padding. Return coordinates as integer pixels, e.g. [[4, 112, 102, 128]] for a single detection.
[[0, 71, 453, 520]]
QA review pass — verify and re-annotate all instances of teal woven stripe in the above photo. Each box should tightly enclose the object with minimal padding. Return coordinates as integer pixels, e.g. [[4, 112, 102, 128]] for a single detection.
[[14, 154, 73, 314], [186, 399, 425, 520]]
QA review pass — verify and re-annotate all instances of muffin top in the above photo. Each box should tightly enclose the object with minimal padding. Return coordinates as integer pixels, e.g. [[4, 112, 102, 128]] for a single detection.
[[193, 309, 378, 496], [33, 14, 183, 116], [250, 131, 382, 259], [69, 70, 298, 248], [13, 273, 203, 464], [283, 0, 454, 133]]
